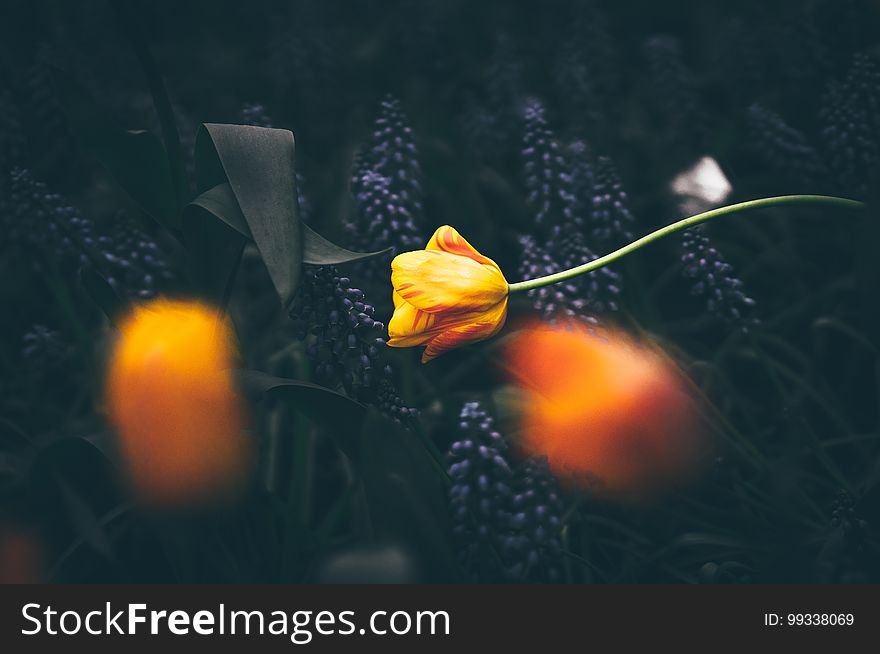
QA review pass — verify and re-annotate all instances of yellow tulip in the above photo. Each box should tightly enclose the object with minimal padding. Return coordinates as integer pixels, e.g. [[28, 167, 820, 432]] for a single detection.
[[388, 225, 508, 363]]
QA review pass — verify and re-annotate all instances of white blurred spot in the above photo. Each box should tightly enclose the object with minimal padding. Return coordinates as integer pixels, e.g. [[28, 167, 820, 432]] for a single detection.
[[671, 156, 732, 215]]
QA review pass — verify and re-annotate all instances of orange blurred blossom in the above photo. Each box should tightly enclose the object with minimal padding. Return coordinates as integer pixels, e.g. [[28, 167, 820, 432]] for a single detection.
[[505, 322, 701, 497], [106, 299, 250, 506]]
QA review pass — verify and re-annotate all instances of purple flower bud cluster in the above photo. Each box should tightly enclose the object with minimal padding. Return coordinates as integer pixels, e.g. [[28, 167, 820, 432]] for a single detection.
[[98, 213, 175, 300], [3, 169, 173, 300], [347, 169, 422, 257], [587, 155, 635, 251], [354, 95, 424, 225], [346, 96, 425, 274], [1, 168, 91, 270], [681, 226, 756, 329], [518, 234, 594, 325], [746, 103, 830, 189], [503, 456, 565, 583], [518, 233, 621, 323], [290, 265, 417, 423], [20, 324, 69, 369], [521, 98, 578, 233], [448, 401, 564, 583], [518, 102, 622, 322], [552, 223, 622, 316], [239, 102, 274, 129], [819, 54, 880, 199]]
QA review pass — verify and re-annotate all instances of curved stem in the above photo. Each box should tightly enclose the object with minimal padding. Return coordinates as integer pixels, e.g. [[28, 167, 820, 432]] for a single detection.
[[507, 195, 865, 294]]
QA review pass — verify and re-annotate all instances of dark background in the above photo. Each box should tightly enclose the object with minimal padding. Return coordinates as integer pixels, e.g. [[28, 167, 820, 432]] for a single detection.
[[1, 0, 879, 584]]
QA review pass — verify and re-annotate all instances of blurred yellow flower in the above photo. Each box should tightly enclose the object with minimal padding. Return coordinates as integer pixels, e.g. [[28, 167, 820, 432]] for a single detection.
[[105, 299, 250, 506], [388, 225, 508, 363]]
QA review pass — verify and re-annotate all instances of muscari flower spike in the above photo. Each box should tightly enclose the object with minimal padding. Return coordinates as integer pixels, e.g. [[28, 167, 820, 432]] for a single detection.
[[681, 226, 756, 329], [521, 98, 578, 235], [290, 264, 417, 423], [819, 53, 880, 199], [747, 103, 829, 188], [448, 401, 564, 583]]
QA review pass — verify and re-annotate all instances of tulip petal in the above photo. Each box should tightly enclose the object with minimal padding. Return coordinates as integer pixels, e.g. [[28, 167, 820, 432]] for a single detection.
[[426, 225, 500, 269], [389, 297, 501, 348], [421, 298, 507, 362], [387, 295, 437, 347], [392, 250, 507, 314]]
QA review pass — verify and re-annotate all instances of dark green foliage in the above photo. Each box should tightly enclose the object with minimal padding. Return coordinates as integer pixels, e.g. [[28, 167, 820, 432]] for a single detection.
[[643, 35, 707, 158]]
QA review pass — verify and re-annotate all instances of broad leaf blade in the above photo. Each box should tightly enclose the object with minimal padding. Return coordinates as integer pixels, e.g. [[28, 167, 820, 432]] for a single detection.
[[196, 124, 302, 308], [181, 202, 247, 306], [190, 182, 392, 265], [301, 227, 393, 265], [359, 409, 458, 581], [237, 370, 365, 461]]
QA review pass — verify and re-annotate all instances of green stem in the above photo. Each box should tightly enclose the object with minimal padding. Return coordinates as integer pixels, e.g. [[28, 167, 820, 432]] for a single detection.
[[507, 195, 864, 293]]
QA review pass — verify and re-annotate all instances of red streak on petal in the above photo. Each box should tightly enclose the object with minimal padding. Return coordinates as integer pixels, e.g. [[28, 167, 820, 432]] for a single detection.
[[401, 289, 424, 299]]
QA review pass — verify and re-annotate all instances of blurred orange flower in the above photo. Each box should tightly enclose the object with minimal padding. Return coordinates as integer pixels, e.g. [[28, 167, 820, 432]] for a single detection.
[[0, 526, 42, 584], [388, 225, 508, 362], [106, 299, 250, 506], [505, 322, 701, 497]]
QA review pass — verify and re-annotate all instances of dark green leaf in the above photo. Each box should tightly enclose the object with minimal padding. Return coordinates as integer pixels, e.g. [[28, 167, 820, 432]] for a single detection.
[[301, 226, 393, 265], [189, 183, 250, 237], [181, 198, 247, 306], [51, 69, 179, 233], [194, 124, 302, 308], [236, 370, 365, 460], [28, 437, 122, 572], [190, 182, 391, 266], [358, 409, 458, 581], [78, 266, 128, 325]]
